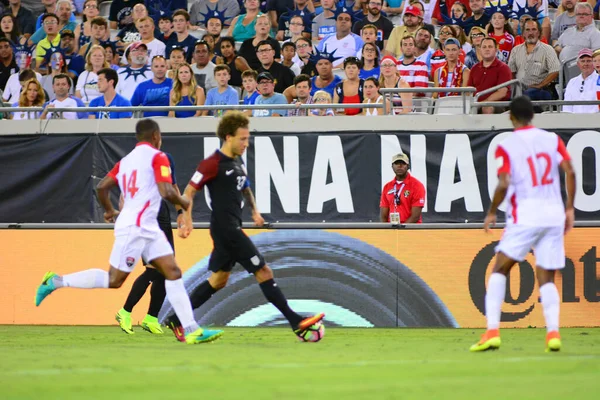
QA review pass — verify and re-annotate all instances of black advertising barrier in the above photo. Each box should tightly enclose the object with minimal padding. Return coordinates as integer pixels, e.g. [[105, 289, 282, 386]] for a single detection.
[[0, 130, 598, 223]]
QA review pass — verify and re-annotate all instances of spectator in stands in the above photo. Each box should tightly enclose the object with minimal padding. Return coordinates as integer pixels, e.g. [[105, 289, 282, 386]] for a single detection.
[[593, 49, 600, 74], [74, 0, 101, 51], [464, 0, 490, 34], [445, 1, 468, 26], [267, 0, 315, 31], [487, 11, 515, 63], [167, 45, 185, 77], [78, 16, 107, 57], [280, 42, 301, 76], [242, 69, 259, 106], [0, 37, 17, 91], [165, 10, 196, 62], [35, 13, 61, 69], [10, 78, 44, 119], [412, 27, 434, 70], [204, 64, 239, 116], [380, 153, 425, 224], [35, 0, 76, 32], [464, 26, 486, 68], [563, 48, 600, 113], [398, 36, 428, 97], [256, 40, 295, 93], [109, 0, 144, 30], [216, 36, 250, 88], [433, 38, 470, 98], [555, 2, 600, 62], [40, 49, 72, 99], [101, 41, 120, 70], [157, 15, 173, 42], [352, 0, 394, 52], [382, 0, 405, 24], [430, 25, 465, 76], [386, 5, 424, 58], [312, 0, 337, 41], [191, 39, 217, 92], [277, 4, 313, 42], [509, 19, 560, 99], [190, 0, 240, 28], [59, 30, 85, 79], [468, 37, 512, 113], [145, 0, 187, 24], [316, 7, 364, 68], [1, 13, 26, 44], [227, 0, 262, 42], [89, 68, 133, 119], [40, 73, 86, 119], [278, 14, 308, 43], [7, 0, 35, 37], [289, 73, 313, 116], [2, 67, 41, 103], [253, 71, 288, 116], [360, 42, 380, 79], [203, 12, 225, 41], [406, 0, 442, 26], [238, 14, 280, 70], [551, 0, 576, 44], [136, 16, 165, 62], [357, 24, 378, 55], [169, 62, 206, 117], [115, 2, 148, 45], [292, 37, 316, 76], [379, 55, 413, 114], [511, 0, 551, 42], [310, 89, 335, 116], [76, 44, 108, 102], [117, 42, 154, 100], [284, 47, 343, 102], [130, 54, 172, 116], [30, 0, 76, 46], [362, 76, 383, 116], [333, 57, 364, 115]]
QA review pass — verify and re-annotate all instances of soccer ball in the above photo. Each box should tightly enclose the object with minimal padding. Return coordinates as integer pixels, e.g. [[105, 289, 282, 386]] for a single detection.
[[297, 322, 325, 342]]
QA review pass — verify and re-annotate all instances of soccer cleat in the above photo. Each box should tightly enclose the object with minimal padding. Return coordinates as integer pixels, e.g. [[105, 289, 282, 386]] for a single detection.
[[294, 312, 326, 335], [470, 329, 501, 352], [115, 308, 134, 335], [185, 327, 224, 344], [167, 321, 186, 342], [35, 271, 58, 306], [545, 331, 561, 352], [141, 315, 164, 334]]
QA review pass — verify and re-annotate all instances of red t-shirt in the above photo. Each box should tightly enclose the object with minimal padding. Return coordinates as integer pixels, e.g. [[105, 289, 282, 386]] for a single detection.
[[379, 173, 426, 223], [467, 58, 512, 101]]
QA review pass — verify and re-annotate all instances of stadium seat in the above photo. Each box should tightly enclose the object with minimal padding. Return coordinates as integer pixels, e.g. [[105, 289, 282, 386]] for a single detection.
[[548, 8, 557, 22], [433, 95, 472, 114], [189, 29, 205, 39], [413, 97, 434, 114], [99, 1, 111, 18], [558, 56, 580, 99]]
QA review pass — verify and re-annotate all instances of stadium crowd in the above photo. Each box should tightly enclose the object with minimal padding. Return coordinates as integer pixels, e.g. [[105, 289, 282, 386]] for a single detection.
[[1, 0, 600, 119]]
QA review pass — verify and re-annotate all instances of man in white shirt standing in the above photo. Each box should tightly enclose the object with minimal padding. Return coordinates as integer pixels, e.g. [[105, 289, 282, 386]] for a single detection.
[[41, 73, 87, 119], [563, 48, 600, 113]]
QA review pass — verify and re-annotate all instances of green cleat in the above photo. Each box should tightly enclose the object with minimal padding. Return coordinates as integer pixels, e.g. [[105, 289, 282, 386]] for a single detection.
[[115, 308, 134, 334], [185, 327, 224, 344], [470, 329, 501, 352], [35, 271, 57, 306], [141, 315, 164, 334]]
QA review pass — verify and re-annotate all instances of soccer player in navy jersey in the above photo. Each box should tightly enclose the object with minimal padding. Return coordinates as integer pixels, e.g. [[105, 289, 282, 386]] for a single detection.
[[164, 111, 324, 341]]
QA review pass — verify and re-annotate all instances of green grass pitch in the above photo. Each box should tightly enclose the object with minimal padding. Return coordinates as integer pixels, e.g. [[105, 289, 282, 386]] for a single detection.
[[1, 326, 598, 399]]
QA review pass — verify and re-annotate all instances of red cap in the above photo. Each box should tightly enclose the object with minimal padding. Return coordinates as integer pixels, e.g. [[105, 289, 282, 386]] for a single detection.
[[380, 55, 398, 66], [404, 5, 423, 18]]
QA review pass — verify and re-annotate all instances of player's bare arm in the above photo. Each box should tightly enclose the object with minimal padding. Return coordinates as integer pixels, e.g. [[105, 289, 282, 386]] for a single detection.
[[560, 159, 576, 234], [96, 175, 120, 222], [178, 184, 197, 238], [157, 181, 190, 211], [484, 173, 510, 233], [242, 187, 264, 227]]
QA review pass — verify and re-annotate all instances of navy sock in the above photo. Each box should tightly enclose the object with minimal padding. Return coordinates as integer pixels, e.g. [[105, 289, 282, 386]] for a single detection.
[[259, 279, 303, 328], [123, 267, 153, 313], [147, 270, 166, 317]]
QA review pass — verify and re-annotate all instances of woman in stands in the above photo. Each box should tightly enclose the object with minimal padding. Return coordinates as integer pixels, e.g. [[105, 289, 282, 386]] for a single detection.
[[10, 79, 44, 120], [464, 26, 486, 69], [74, 0, 101, 51], [101, 42, 120, 70], [216, 36, 250, 88], [40, 49, 72, 99], [280, 15, 307, 43], [430, 25, 466, 76], [378, 55, 413, 114], [227, 0, 262, 42], [362, 77, 383, 116], [76, 44, 108, 103], [359, 42, 380, 80], [0, 13, 26, 45], [433, 38, 470, 99], [486, 11, 515, 63], [333, 57, 365, 116], [169, 62, 206, 118]]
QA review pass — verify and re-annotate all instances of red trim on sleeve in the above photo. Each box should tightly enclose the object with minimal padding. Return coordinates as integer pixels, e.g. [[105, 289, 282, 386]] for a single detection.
[[136, 200, 151, 227], [107, 161, 120, 181], [152, 152, 172, 184], [495, 145, 511, 176], [189, 152, 220, 190], [557, 137, 571, 162]]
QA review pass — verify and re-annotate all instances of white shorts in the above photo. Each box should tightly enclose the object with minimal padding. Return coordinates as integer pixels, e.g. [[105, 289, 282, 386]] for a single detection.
[[109, 227, 174, 273], [496, 224, 565, 270]]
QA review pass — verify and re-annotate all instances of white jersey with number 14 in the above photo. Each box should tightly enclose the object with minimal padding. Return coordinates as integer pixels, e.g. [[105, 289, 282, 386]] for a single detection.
[[495, 126, 571, 227]]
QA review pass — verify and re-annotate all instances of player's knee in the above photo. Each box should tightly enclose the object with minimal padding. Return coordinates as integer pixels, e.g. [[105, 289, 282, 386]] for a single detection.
[[208, 272, 229, 290], [254, 265, 273, 282], [109, 276, 125, 288], [162, 265, 182, 280]]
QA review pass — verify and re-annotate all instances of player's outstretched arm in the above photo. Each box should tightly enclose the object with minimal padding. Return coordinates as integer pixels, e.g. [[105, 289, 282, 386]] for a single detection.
[[96, 175, 120, 222], [484, 173, 510, 233], [560, 159, 576, 234], [242, 187, 264, 227]]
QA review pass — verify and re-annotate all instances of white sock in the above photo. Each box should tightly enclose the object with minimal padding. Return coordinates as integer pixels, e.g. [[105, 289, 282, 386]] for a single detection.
[[165, 279, 199, 333], [540, 282, 560, 333], [485, 273, 507, 330], [60, 269, 109, 289]]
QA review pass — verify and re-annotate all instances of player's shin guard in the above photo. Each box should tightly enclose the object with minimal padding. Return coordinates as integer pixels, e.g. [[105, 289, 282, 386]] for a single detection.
[[61, 269, 109, 289], [485, 273, 506, 330], [259, 279, 303, 327], [540, 282, 560, 333], [164, 278, 199, 333]]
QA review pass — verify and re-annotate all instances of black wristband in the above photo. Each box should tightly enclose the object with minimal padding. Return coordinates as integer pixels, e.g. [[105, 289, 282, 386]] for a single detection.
[[177, 209, 184, 215]]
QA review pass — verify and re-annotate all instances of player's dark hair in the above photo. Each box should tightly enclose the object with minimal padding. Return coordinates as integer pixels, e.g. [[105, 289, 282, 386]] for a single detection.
[[217, 111, 249, 140], [509, 96, 534, 124], [98, 67, 118, 88], [135, 118, 160, 141]]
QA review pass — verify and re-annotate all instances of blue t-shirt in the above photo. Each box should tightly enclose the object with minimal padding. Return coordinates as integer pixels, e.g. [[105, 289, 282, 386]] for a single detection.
[[360, 67, 380, 80], [130, 78, 173, 117], [89, 94, 132, 119], [205, 86, 239, 116], [252, 93, 288, 117], [65, 53, 85, 76], [310, 75, 342, 97], [243, 91, 260, 105]]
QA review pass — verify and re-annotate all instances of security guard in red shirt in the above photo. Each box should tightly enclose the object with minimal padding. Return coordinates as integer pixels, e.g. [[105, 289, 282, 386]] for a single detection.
[[379, 153, 426, 224]]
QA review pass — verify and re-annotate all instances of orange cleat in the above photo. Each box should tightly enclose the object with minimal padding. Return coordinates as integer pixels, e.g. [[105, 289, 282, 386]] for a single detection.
[[546, 331, 561, 352], [470, 329, 501, 352]]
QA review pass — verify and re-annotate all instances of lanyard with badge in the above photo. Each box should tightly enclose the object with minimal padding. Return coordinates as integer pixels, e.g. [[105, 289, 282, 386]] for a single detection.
[[390, 181, 405, 225]]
